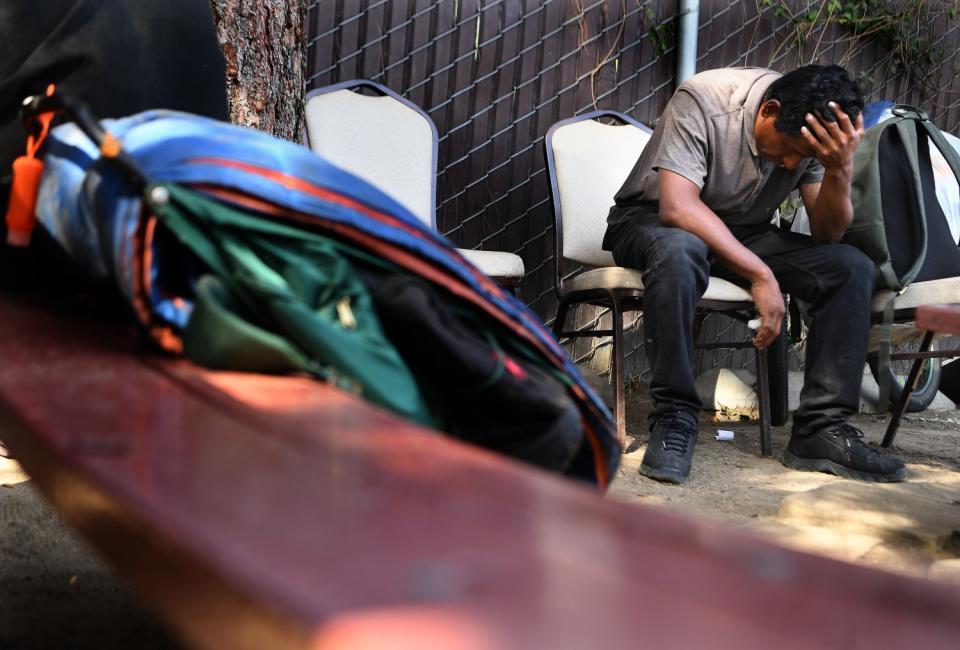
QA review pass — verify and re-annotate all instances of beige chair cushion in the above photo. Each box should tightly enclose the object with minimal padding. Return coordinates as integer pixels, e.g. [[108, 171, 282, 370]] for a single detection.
[[305, 88, 435, 227], [872, 276, 960, 313], [549, 119, 651, 267], [457, 248, 525, 279], [566, 267, 752, 302]]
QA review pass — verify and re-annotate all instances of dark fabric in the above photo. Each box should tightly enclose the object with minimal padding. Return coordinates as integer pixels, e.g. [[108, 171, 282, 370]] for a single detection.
[[0, 0, 228, 212], [364, 271, 586, 475], [612, 221, 875, 438], [876, 127, 927, 281], [611, 223, 709, 425], [911, 128, 960, 282]]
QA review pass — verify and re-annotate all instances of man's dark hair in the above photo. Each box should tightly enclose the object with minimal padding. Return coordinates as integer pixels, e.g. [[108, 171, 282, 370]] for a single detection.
[[763, 64, 864, 135]]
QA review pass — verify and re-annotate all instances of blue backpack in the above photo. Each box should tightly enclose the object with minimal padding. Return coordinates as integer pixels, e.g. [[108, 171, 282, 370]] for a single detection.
[[21, 95, 619, 487]]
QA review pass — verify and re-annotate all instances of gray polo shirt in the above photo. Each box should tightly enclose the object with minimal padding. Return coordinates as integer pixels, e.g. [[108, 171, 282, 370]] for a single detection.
[[603, 67, 824, 249]]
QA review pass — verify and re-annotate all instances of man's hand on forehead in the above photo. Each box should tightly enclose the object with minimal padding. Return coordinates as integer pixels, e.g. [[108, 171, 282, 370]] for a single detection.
[[800, 101, 865, 171]]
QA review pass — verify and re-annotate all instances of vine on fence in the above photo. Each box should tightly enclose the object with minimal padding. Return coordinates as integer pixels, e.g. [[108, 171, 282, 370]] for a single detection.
[[647, 8, 675, 56], [760, 0, 958, 94]]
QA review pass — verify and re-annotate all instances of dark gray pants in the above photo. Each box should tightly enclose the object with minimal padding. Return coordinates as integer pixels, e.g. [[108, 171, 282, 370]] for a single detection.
[[610, 221, 875, 437]]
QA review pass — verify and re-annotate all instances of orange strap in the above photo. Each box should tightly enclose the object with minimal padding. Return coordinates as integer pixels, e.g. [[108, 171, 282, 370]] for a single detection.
[[25, 85, 56, 157], [5, 85, 56, 247]]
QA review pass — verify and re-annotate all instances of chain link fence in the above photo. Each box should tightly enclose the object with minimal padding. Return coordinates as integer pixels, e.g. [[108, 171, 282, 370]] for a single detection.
[[307, 0, 960, 383]]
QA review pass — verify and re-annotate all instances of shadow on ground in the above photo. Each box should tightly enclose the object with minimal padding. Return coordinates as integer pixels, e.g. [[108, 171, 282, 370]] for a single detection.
[[0, 480, 182, 650], [608, 386, 960, 580]]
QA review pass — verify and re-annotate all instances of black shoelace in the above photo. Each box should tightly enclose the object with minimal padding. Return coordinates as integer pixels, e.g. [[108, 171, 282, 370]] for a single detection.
[[833, 424, 881, 455], [662, 429, 692, 454], [656, 416, 696, 454]]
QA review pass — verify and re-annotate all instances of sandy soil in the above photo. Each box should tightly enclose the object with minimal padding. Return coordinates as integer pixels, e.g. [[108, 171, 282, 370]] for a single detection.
[[612, 391, 960, 523], [609, 388, 960, 577]]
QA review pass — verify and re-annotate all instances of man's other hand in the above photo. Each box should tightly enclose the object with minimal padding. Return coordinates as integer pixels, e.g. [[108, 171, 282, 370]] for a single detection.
[[750, 271, 784, 349]]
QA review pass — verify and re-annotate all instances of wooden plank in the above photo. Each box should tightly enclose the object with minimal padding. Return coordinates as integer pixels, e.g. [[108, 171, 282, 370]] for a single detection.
[[1, 292, 960, 650]]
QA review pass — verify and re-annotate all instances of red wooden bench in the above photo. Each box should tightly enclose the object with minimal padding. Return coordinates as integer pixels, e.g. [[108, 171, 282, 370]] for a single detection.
[[2, 291, 960, 649]]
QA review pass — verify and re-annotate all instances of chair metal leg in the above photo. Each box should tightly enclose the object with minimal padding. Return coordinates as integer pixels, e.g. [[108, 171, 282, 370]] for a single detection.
[[552, 299, 570, 339], [610, 296, 626, 449], [882, 331, 935, 448], [768, 321, 789, 426], [755, 347, 772, 457]]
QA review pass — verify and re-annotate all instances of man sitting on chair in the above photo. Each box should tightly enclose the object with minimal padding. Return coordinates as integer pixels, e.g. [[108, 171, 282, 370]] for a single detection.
[[603, 65, 906, 484]]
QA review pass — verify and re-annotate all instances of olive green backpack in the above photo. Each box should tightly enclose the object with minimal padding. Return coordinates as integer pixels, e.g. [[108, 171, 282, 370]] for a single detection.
[[845, 106, 960, 409]]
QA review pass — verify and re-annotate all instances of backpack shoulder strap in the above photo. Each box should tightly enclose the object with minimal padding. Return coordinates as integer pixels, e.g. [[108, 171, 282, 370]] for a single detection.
[[881, 109, 929, 289], [877, 260, 902, 293]]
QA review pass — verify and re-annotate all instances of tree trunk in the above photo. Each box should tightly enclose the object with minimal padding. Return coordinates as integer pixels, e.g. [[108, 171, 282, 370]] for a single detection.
[[208, 0, 307, 141]]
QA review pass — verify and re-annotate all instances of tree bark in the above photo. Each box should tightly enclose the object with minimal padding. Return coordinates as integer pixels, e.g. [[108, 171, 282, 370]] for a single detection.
[[208, 0, 307, 141]]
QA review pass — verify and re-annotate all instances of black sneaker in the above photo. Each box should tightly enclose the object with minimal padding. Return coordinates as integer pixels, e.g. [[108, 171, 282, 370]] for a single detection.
[[781, 424, 906, 482], [639, 415, 698, 484]]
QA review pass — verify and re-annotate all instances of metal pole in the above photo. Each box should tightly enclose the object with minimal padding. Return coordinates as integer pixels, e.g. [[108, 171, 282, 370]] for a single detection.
[[676, 0, 700, 85]]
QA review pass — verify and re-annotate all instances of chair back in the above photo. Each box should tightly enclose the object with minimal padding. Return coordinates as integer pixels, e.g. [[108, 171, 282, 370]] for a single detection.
[[305, 79, 438, 229], [545, 111, 652, 275]]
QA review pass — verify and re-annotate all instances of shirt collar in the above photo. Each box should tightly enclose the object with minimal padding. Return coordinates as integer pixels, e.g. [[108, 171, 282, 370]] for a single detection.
[[744, 72, 779, 157]]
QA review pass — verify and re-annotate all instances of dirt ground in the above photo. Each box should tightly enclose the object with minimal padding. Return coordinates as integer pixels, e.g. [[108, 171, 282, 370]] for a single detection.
[[1, 385, 959, 648], [609, 387, 960, 579], [0, 472, 182, 649]]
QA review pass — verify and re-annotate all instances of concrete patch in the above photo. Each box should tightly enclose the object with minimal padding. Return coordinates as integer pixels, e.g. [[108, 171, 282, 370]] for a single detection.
[[695, 368, 758, 419], [693, 367, 956, 418], [771, 368, 955, 414]]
